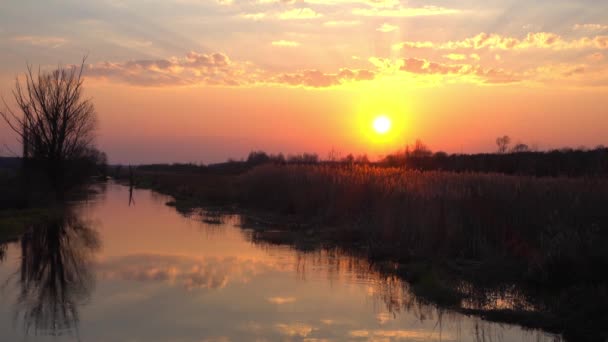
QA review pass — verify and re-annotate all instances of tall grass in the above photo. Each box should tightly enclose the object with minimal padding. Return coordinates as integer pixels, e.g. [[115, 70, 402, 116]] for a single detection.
[[238, 164, 608, 283], [123, 163, 608, 339]]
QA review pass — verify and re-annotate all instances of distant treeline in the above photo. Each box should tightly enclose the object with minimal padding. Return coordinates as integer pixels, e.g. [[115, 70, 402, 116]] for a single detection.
[[132, 152, 323, 175], [386, 148, 608, 177], [131, 145, 608, 178]]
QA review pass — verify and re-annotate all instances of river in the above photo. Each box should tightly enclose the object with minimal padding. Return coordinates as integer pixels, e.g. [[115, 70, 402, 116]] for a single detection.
[[0, 182, 562, 341]]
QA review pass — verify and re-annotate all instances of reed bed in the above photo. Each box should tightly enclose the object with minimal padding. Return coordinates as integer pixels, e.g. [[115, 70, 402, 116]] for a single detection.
[[124, 163, 608, 339], [238, 164, 608, 284]]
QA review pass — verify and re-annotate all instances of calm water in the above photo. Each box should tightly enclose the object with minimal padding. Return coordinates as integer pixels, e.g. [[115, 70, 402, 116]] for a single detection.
[[0, 183, 562, 342]]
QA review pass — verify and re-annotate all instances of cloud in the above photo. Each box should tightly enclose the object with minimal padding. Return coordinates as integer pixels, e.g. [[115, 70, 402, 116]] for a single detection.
[[241, 8, 322, 21], [12, 35, 68, 48], [323, 20, 361, 27], [278, 8, 322, 20], [275, 68, 375, 87], [399, 57, 519, 84], [393, 32, 608, 51], [574, 24, 608, 31], [271, 40, 300, 47], [376, 23, 398, 33], [84, 51, 376, 88], [306, 0, 399, 6], [352, 5, 461, 17], [241, 12, 267, 20], [84, 51, 255, 86], [444, 53, 467, 61], [588, 52, 604, 61]]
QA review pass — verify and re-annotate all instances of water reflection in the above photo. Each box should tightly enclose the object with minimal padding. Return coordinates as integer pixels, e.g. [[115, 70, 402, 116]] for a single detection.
[[97, 254, 279, 291], [14, 209, 99, 336], [0, 243, 6, 263], [0, 184, 563, 341]]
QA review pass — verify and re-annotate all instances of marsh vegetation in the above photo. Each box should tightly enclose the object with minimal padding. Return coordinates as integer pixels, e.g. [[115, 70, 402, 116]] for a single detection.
[[118, 154, 608, 341]]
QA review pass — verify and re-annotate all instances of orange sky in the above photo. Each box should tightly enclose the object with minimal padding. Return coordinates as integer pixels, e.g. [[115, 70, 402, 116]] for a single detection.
[[1, 0, 607, 163]]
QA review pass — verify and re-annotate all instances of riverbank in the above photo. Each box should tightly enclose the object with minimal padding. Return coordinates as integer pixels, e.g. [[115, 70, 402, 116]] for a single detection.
[[0, 166, 106, 244], [118, 164, 608, 341]]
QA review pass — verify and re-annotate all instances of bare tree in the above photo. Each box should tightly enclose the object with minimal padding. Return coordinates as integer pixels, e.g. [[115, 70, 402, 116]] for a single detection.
[[411, 139, 432, 158], [512, 143, 529, 153], [1, 59, 99, 190], [496, 135, 511, 154], [1, 59, 96, 162]]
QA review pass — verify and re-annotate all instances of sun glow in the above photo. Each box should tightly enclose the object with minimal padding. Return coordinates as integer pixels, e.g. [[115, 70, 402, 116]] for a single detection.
[[373, 115, 392, 134]]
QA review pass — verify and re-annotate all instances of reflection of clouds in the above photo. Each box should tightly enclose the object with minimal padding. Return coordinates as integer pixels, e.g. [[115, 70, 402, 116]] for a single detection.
[[239, 321, 264, 334], [349, 329, 454, 341], [267, 296, 296, 304], [97, 254, 285, 290], [275, 323, 316, 337], [375, 312, 394, 325], [201, 337, 231, 342]]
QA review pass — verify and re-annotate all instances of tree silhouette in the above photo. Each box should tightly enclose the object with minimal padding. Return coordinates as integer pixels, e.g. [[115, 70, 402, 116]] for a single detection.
[[0, 58, 100, 192], [512, 143, 530, 153], [496, 135, 511, 153]]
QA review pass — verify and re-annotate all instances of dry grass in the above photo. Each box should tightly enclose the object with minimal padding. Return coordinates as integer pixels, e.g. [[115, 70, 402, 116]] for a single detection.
[[238, 164, 608, 281], [121, 163, 608, 339]]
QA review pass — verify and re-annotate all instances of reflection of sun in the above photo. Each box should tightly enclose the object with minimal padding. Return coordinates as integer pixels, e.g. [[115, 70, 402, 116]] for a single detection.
[[373, 115, 392, 134]]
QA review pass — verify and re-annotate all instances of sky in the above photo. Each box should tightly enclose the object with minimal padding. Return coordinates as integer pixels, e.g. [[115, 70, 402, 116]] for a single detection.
[[0, 0, 607, 164]]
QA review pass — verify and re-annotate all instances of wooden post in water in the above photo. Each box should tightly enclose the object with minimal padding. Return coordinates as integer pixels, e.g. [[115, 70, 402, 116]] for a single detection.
[[128, 165, 135, 206]]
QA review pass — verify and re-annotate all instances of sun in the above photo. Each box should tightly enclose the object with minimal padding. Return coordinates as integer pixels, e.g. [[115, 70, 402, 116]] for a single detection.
[[373, 115, 392, 134]]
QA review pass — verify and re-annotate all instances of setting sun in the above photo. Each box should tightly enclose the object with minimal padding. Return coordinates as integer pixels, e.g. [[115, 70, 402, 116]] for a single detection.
[[373, 115, 392, 134]]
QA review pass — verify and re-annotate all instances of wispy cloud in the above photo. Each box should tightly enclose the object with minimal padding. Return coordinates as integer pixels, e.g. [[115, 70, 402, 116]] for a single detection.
[[393, 32, 608, 51], [241, 8, 322, 21], [352, 5, 461, 17], [278, 8, 322, 20], [398, 57, 519, 84], [376, 23, 398, 32], [323, 20, 361, 27], [271, 40, 300, 47], [12, 35, 68, 48], [573, 24, 608, 31], [588, 52, 604, 61], [276, 68, 375, 87], [84, 51, 376, 88], [241, 12, 267, 20], [306, 0, 399, 6], [444, 53, 467, 61]]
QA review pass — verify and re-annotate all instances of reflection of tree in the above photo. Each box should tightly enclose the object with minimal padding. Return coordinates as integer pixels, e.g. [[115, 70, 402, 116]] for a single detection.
[[0, 242, 7, 263], [15, 210, 100, 336]]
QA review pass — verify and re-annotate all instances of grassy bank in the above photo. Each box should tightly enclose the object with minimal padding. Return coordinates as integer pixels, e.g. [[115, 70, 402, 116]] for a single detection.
[[122, 164, 608, 341]]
